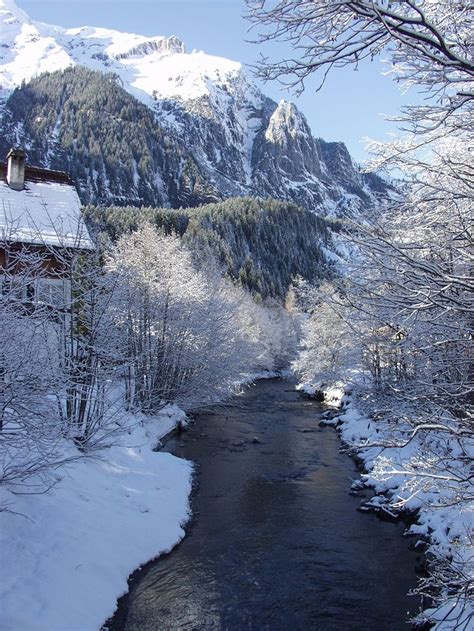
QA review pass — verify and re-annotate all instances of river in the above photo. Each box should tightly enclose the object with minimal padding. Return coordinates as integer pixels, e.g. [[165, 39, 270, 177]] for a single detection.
[[108, 378, 421, 630]]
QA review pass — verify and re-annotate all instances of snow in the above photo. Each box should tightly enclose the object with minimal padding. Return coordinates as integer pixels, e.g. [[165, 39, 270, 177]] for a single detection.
[[128, 49, 242, 102], [0, 405, 193, 631], [0, 0, 251, 109], [0, 178, 93, 248], [305, 380, 474, 630]]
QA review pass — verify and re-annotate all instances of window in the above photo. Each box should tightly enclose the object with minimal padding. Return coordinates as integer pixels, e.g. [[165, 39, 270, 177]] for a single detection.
[[0, 274, 71, 309], [36, 278, 70, 308]]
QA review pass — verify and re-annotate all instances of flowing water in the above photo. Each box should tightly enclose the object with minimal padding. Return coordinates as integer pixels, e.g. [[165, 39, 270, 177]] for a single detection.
[[109, 378, 421, 630]]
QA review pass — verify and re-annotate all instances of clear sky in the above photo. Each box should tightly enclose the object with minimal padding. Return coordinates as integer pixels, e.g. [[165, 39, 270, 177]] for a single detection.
[[18, 0, 419, 163]]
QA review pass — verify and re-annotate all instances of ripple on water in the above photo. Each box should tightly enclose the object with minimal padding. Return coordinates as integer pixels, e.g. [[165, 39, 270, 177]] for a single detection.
[[108, 378, 421, 631]]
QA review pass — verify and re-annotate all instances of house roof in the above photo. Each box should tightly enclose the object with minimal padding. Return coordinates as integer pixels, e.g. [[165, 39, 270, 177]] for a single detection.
[[0, 163, 94, 250]]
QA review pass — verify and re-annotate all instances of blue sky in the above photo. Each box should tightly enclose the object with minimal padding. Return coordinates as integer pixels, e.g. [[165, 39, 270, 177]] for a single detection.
[[18, 0, 418, 163]]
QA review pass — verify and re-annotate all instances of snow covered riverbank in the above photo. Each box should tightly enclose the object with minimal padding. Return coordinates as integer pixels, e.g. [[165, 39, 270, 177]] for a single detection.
[[0, 406, 193, 631], [299, 382, 473, 630]]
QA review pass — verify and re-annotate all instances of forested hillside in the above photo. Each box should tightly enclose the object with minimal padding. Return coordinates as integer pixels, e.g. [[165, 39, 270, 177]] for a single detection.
[[85, 197, 332, 301], [0, 67, 218, 207]]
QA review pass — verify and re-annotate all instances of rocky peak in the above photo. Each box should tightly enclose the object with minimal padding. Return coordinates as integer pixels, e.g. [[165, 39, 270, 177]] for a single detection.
[[114, 35, 185, 60], [265, 100, 311, 146], [161, 35, 185, 55], [318, 140, 356, 176]]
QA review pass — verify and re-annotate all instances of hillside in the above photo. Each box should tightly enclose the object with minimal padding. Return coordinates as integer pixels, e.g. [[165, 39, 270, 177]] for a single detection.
[[85, 197, 333, 301], [0, 68, 218, 207]]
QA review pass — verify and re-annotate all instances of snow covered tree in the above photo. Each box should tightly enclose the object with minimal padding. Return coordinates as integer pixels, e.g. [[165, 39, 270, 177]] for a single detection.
[[0, 240, 65, 489], [247, 1, 473, 111], [105, 223, 260, 411], [46, 249, 123, 449], [292, 282, 357, 389], [0, 225, 122, 490]]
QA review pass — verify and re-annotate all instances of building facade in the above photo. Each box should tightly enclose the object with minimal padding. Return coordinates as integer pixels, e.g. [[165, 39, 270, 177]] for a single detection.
[[0, 148, 93, 310]]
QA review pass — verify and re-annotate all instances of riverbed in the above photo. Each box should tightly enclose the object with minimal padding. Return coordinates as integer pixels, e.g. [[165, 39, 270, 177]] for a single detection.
[[109, 378, 421, 630]]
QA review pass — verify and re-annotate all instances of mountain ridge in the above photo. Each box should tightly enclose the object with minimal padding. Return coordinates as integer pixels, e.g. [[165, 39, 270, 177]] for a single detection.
[[0, 0, 391, 214]]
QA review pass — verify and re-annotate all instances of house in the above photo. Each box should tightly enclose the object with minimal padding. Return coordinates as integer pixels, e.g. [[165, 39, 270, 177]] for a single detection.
[[0, 148, 93, 309]]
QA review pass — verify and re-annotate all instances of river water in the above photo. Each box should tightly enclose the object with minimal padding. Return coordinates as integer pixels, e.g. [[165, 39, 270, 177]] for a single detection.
[[109, 378, 421, 630]]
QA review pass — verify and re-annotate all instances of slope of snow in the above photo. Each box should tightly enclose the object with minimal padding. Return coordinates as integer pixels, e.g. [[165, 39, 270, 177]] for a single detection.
[[0, 0, 258, 110], [0, 405, 192, 631], [0, 3, 71, 93], [125, 48, 241, 102]]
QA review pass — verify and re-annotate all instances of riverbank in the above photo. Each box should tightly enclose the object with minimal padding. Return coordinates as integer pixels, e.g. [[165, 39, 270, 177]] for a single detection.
[[304, 382, 474, 630], [0, 405, 192, 631], [108, 378, 420, 630]]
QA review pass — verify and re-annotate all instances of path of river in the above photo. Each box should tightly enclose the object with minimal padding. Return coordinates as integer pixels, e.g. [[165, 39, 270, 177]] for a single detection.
[[109, 378, 421, 630]]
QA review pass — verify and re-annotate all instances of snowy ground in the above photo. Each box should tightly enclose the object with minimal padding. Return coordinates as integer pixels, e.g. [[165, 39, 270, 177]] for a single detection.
[[298, 381, 474, 631], [0, 406, 193, 631]]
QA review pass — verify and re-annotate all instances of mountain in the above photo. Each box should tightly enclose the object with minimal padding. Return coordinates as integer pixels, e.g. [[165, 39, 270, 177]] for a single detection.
[[0, 67, 218, 207], [0, 0, 390, 214]]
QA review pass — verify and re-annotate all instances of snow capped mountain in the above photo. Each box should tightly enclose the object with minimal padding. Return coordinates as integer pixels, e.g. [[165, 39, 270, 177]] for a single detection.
[[0, 0, 390, 214], [0, 0, 252, 109], [0, 0, 71, 96]]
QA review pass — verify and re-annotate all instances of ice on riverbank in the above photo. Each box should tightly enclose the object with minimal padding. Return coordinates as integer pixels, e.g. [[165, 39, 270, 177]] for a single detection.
[[0, 406, 193, 631]]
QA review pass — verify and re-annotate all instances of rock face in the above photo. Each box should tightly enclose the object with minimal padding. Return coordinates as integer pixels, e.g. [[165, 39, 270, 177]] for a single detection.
[[0, 0, 390, 213]]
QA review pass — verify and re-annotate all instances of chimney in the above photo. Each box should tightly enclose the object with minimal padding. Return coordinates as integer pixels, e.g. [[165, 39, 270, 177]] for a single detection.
[[6, 148, 26, 191]]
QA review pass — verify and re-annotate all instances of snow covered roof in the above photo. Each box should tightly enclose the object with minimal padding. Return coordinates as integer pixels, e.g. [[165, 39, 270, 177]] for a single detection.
[[0, 163, 93, 249]]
